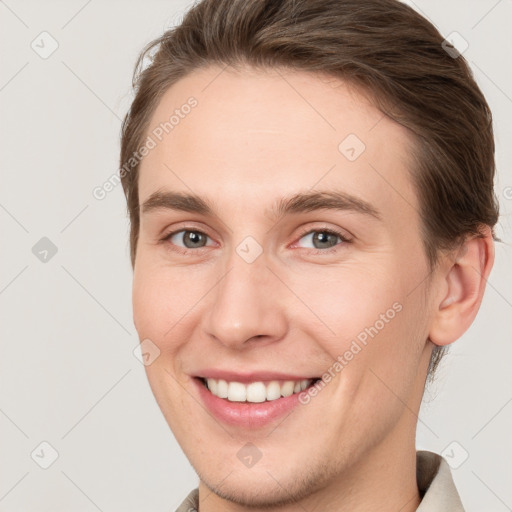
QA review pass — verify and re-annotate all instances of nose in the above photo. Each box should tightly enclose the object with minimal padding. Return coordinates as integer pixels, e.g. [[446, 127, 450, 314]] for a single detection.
[[202, 249, 288, 350]]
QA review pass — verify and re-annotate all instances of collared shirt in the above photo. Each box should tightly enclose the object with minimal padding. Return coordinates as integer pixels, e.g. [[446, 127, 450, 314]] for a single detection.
[[175, 450, 464, 511]]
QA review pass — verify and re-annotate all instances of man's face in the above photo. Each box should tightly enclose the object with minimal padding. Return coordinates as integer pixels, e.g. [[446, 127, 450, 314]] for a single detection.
[[133, 65, 437, 505]]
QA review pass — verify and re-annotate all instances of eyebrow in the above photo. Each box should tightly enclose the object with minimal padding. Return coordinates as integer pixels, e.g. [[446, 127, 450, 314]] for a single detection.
[[140, 189, 382, 221]]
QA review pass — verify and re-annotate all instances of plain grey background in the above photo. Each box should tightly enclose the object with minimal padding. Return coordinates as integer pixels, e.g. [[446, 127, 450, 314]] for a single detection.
[[0, 0, 510, 510]]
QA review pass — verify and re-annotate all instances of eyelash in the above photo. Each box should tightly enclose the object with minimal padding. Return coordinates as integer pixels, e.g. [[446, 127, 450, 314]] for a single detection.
[[160, 226, 352, 256]]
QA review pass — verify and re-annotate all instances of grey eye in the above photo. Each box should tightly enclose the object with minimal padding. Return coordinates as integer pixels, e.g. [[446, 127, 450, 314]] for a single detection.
[[298, 231, 341, 250], [171, 230, 210, 249]]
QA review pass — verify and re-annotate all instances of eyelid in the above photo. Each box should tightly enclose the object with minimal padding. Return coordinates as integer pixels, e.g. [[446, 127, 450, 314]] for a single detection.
[[160, 221, 214, 240], [289, 225, 352, 253], [294, 224, 352, 242], [160, 223, 353, 255], [161, 227, 215, 247]]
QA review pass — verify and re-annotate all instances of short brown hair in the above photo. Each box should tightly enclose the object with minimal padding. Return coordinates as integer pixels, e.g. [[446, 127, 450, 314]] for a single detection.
[[120, 0, 499, 375]]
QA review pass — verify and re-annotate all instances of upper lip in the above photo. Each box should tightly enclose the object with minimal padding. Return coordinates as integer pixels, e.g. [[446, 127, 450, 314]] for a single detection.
[[194, 369, 319, 383]]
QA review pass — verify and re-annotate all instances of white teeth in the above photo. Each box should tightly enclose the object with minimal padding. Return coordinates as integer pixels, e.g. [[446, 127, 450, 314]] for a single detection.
[[217, 379, 228, 398], [246, 382, 266, 403], [206, 378, 217, 395], [228, 381, 247, 402], [280, 381, 295, 397], [266, 381, 281, 401], [204, 377, 314, 402]]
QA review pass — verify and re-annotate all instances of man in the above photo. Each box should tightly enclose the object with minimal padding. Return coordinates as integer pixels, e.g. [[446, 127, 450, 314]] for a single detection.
[[120, 0, 499, 510]]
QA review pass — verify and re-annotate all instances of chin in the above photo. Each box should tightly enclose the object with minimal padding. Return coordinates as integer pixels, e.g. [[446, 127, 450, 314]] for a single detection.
[[191, 448, 338, 509], [198, 471, 317, 508]]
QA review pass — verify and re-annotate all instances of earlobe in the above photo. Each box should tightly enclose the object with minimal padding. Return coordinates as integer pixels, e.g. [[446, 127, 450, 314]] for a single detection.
[[429, 227, 495, 347]]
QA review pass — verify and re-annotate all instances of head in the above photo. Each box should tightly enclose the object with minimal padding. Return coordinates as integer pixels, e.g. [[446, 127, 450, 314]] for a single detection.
[[120, 0, 498, 507]]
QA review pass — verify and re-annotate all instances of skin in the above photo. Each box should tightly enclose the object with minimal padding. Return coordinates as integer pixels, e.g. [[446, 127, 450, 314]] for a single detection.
[[132, 65, 494, 511]]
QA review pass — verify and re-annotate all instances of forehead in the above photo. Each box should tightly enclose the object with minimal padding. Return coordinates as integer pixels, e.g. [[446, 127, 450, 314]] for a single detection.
[[138, 65, 419, 225]]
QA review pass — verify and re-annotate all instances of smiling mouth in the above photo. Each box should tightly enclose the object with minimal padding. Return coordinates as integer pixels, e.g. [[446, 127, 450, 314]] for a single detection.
[[198, 377, 321, 403]]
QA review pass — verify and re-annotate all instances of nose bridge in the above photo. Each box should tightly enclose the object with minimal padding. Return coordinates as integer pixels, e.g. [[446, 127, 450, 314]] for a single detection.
[[203, 243, 287, 348]]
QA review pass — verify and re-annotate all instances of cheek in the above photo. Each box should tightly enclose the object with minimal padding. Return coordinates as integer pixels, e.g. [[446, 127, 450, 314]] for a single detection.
[[290, 262, 429, 378], [132, 261, 193, 348], [289, 266, 400, 344]]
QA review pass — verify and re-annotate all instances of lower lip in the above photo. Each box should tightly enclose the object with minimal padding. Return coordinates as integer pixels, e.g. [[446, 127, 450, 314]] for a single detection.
[[193, 378, 310, 429]]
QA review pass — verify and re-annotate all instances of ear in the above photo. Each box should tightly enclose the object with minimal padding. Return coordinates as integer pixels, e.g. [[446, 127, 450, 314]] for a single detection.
[[429, 226, 495, 346]]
